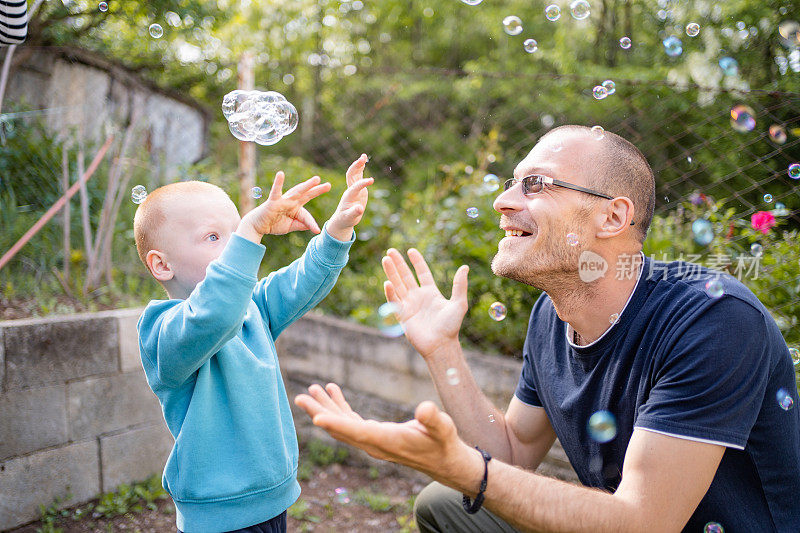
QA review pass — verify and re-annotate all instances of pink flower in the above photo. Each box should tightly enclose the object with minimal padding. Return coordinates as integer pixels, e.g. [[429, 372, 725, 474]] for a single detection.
[[751, 211, 776, 234]]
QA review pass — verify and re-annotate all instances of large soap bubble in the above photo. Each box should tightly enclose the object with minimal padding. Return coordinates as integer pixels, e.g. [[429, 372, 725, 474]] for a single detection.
[[221, 89, 299, 145]]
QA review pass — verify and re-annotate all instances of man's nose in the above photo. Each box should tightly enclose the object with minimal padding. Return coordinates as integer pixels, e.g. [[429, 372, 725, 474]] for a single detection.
[[493, 184, 524, 214]]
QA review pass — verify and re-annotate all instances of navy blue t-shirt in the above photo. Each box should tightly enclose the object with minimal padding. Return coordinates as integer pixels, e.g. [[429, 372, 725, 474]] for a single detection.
[[515, 255, 800, 532]]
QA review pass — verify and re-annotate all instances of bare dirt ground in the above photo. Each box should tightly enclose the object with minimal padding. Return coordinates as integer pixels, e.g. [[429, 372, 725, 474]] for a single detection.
[[9, 462, 426, 533]]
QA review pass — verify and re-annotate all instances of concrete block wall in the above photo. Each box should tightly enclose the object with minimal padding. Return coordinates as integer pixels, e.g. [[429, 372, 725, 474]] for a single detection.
[[0, 308, 576, 531]]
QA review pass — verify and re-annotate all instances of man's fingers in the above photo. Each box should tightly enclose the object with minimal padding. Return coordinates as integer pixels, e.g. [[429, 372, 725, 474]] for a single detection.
[[382, 255, 408, 298], [268, 171, 285, 199], [307, 383, 343, 412], [325, 383, 359, 417], [294, 393, 324, 418], [384, 280, 400, 305], [387, 248, 419, 292], [407, 248, 436, 287], [451, 265, 469, 303], [414, 401, 454, 441]]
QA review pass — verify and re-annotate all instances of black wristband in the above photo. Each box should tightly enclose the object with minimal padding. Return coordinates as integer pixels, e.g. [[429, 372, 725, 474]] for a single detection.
[[462, 446, 492, 514]]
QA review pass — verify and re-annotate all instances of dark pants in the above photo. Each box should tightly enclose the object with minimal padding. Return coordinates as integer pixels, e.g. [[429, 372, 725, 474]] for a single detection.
[[178, 510, 287, 533], [414, 482, 520, 533]]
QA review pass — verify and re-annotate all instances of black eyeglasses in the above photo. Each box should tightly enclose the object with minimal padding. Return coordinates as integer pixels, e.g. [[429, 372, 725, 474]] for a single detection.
[[503, 175, 635, 225]]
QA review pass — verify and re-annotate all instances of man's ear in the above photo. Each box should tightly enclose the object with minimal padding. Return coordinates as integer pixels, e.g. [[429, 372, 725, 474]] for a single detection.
[[146, 250, 173, 281], [596, 196, 635, 239]]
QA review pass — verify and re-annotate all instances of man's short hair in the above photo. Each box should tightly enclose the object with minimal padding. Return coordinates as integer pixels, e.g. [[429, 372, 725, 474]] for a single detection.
[[133, 181, 228, 270], [542, 125, 656, 243]]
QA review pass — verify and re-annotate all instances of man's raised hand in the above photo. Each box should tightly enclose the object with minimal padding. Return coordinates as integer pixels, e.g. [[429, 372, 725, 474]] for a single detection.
[[238, 171, 331, 241], [382, 248, 469, 358]]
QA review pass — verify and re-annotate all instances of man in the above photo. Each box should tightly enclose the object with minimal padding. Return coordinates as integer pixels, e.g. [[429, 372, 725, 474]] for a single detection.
[[295, 126, 800, 532]]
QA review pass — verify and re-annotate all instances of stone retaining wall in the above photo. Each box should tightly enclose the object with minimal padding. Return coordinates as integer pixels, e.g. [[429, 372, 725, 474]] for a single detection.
[[0, 309, 575, 531]]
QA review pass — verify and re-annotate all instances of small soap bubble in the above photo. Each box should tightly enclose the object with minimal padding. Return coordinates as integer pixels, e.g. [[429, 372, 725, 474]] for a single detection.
[[460, 0, 483, 5], [704, 523, 724, 533], [149, 23, 163, 39], [483, 174, 500, 192], [334, 487, 351, 504], [704, 279, 724, 298], [446, 367, 460, 386], [730, 105, 756, 132], [662, 36, 683, 57], [619, 36, 632, 49], [764, 193, 773, 203], [592, 85, 608, 100], [466, 207, 479, 218], [686, 22, 700, 37], [691, 219, 714, 246], [98, 1, 108, 12], [718, 56, 739, 76], [587, 411, 617, 443], [769, 125, 787, 144], [488, 302, 507, 321], [545, 4, 561, 21], [523, 38, 539, 53], [569, 0, 591, 20], [788, 163, 800, 179], [488, 414, 495, 423], [778, 20, 800, 49], [131, 185, 147, 204], [591, 125, 605, 139], [789, 347, 799, 366], [251, 186, 263, 199], [609, 313, 619, 324], [750, 243, 763, 257], [377, 302, 404, 337], [502, 15, 523, 36], [566, 232, 580, 246], [601, 79, 615, 95], [777, 388, 794, 411]]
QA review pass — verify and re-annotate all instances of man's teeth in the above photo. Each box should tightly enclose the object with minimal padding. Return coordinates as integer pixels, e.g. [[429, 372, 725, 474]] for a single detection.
[[505, 229, 525, 237]]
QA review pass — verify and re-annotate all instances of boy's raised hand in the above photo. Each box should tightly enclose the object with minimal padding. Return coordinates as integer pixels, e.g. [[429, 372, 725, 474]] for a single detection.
[[326, 154, 373, 241], [236, 172, 331, 243]]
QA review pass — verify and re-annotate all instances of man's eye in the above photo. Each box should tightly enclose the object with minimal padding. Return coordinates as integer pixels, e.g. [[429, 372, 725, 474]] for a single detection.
[[208, 234, 219, 242]]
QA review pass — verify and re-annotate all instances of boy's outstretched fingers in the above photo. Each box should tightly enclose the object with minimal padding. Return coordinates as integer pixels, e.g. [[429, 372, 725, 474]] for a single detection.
[[346, 153, 369, 186], [268, 171, 286, 198], [296, 208, 321, 234]]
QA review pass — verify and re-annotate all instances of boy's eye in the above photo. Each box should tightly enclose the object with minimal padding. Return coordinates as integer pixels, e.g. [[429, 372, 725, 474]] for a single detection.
[[208, 233, 219, 242]]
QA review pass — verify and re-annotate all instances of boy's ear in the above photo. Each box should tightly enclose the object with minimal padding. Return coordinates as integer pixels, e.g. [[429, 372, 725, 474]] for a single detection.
[[146, 250, 174, 281]]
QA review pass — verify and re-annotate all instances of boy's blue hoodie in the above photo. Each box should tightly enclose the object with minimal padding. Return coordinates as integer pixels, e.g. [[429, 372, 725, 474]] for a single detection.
[[137, 227, 353, 532]]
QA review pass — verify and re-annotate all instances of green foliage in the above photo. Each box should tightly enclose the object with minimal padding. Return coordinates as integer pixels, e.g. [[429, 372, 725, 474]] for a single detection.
[[288, 498, 321, 523], [37, 491, 70, 533], [296, 460, 314, 482], [93, 475, 168, 518], [353, 488, 393, 512], [304, 438, 349, 466]]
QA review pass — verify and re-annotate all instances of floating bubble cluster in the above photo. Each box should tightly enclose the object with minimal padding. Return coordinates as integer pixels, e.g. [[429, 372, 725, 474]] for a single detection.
[[591, 125, 605, 139], [377, 302, 404, 337], [446, 367, 460, 386], [592, 85, 608, 100], [704, 279, 724, 299], [569, 0, 590, 20], [750, 243, 763, 257], [619, 36, 632, 49], [686, 22, 700, 37], [601, 79, 615, 95], [788, 163, 800, 179], [523, 38, 539, 53], [704, 523, 724, 533], [545, 4, 561, 22], [566, 232, 580, 246], [483, 174, 500, 192], [149, 23, 163, 39], [769, 124, 788, 144], [764, 193, 773, 203], [789, 347, 800, 367], [662, 36, 682, 57], [251, 186, 263, 199], [489, 301, 507, 321], [131, 185, 147, 204], [466, 207, 479, 218], [730, 105, 756, 133], [222, 90, 299, 145], [587, 411, 617, 443], [777, 388, 794, 411], [99, 2, 108, 12], [719, 57, 739, 76], [334, 487, 351, 504], [692, 219, 714, 246], [502, 16, 523, 36]]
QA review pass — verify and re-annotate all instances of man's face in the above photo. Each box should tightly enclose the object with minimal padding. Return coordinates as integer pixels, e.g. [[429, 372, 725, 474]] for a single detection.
[[491, 132, 601, 289], [158, 190, 241, 298]]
